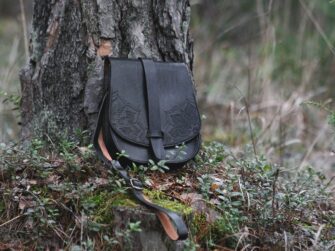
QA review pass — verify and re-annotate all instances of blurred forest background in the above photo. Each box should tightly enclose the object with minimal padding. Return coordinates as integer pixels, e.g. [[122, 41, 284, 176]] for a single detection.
[[1, 0, 335, 178]]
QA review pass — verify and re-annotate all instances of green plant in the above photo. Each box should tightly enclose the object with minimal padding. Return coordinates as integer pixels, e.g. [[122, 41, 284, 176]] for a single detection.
[[130, 159, 170, 175], [184, 239, 200, 251], [0, 89, 21, 110], [74, 129, 91, 146], [0, 134, 334, 250], [116, 150, 129, 159], [59, 137, 77, 160], [192, 144, 335, 249], [127, 221, 142, 232], [195, 141, 227, 170], [328, 111, 335, 128], [30, 138, 47, 164], [304, 100, 335, 135], [114, 221, 142, 250], [147, 159, 169, 173]]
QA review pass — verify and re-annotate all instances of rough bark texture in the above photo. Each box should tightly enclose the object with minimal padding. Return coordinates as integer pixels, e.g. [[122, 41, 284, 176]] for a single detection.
[[20, 0, 193, 140]]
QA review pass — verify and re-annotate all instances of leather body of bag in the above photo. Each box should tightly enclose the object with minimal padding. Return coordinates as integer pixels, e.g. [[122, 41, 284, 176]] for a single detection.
[[93, 57, 201, 241]]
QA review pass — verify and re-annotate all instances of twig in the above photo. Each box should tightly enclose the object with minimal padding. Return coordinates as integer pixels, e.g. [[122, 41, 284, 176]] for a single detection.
[[279, 106, 284, 166], [0, 214, 23, 228], [65, 224, 78, 250], [299, 0, 335, 56], [80, 212, 84, 248], [52, 227, 66, 243], [232, 83, 257, 157], [268, 0, 274, 13], [272, 168, 279, 218], [246, 191, 251, 211], [45, 133, 56, 148], [324, 175, 335, 190], [246, 45, 257, 157], [240, 244, 251, 251], [298, 122, 329, 170], [313, 224, 325, 247], [235, 232, 248, 251], [238, 177, 245, 202]]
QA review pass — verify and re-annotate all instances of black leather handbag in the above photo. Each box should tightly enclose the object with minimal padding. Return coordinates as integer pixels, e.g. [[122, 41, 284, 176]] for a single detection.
[[93, 57, 201, 240]]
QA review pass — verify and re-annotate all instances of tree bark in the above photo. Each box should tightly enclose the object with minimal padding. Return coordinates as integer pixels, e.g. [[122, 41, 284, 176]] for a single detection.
[[20, 0, 193, 140]]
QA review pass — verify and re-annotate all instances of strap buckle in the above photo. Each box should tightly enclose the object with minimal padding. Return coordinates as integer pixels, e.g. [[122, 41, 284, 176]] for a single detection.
[[129, 178, 143, 191]]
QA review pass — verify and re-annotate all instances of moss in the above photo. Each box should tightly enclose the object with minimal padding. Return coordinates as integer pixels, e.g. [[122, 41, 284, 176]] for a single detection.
[[189, 214, 240, 248], [207, 217, 239, 248], [83, 189, 192, 224], [84, 191, 138, 223], [190, 212, 208, 237], [144, 189, 193, 215]]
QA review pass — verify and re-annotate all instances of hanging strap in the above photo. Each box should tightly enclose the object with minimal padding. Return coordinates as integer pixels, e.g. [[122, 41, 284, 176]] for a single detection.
[[139, 58, 165, 160], [93, 93, 188, 241]]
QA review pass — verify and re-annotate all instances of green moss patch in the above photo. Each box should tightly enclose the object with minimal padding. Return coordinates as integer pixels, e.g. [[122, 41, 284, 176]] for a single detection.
[[144, 189, 193, 215], [83, 191, 138, 223]]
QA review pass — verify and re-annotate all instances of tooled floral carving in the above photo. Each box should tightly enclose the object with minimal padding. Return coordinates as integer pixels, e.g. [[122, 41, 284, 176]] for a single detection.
[[163, 99, 201, 145], [110, 92, 148, 143], [110, 92, 200, 146]]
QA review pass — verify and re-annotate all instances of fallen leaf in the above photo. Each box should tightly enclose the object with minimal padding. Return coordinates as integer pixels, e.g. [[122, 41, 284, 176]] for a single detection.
[[43, 161, 63, 168], [180, 192, 203, 204], [210, 182, 220, 192], [19, 196, 36, 210], [180, 193, 221, 223], [89, 177, 109, 186], [27, 180, 37, 185], [78, 146, 93, 156], [46, 175, 60, 184]]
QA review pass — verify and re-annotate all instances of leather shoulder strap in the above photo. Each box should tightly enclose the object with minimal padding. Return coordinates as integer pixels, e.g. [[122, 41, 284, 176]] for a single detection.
[[139, 58, 165, 160], [93, 91, 188, 241]]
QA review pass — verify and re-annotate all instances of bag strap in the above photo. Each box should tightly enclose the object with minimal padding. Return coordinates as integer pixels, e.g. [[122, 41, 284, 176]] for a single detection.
[[93, 93, 188, 241], [139, 58, 165, 160]]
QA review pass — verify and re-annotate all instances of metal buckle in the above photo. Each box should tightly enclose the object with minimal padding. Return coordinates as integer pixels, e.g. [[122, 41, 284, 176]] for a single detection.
[[129, 178, 143, 191]]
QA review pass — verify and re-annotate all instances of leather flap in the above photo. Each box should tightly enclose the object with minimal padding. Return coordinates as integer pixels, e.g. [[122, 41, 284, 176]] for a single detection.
[[107, 58, 201, 147]]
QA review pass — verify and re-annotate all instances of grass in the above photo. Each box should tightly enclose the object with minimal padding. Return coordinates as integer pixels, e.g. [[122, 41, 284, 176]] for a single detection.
[[0, 138, 334, 250], [191, 0, 335, 176]]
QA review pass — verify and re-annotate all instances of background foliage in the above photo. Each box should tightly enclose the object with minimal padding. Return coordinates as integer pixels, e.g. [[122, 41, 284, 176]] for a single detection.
[[191, 0, 335, 177]]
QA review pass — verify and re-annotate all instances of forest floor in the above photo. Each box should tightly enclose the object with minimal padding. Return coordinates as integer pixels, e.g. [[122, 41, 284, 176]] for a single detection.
[[0, 137, 334, 250]]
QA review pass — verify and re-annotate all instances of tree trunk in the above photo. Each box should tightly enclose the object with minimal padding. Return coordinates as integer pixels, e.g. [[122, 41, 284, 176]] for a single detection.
[[20, 0, 193, 140]]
